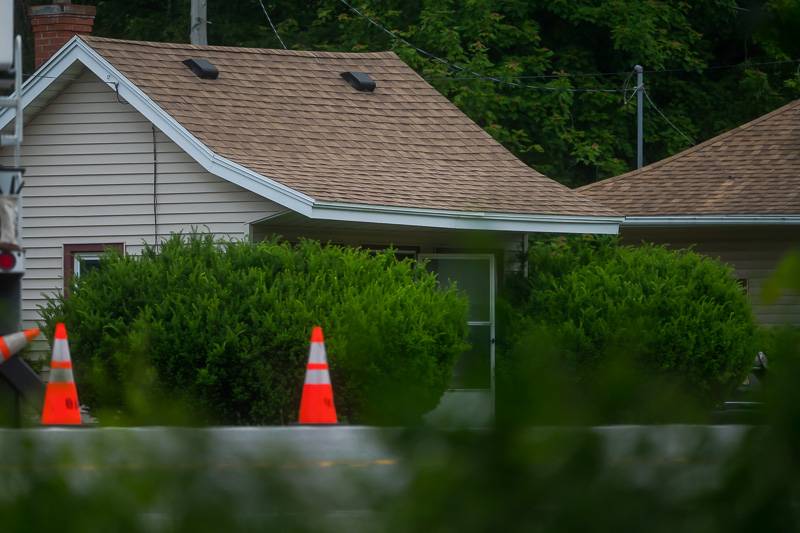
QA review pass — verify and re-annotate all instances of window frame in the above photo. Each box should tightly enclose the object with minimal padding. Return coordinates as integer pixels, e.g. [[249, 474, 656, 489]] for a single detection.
[[63, 243, 125, 292], [361, 244, 420, 261]]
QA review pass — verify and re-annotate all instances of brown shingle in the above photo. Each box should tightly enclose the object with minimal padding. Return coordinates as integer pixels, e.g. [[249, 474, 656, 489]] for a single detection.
[[81, 36, 616, 217], [578, 100, 800, 215]]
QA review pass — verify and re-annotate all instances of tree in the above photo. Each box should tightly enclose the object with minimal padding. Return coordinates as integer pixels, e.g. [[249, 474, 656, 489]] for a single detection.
[[56, 0, 800, 186]]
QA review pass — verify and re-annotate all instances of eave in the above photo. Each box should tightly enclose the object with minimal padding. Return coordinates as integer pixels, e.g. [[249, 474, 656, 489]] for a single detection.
[[623, 215, 800, 227]]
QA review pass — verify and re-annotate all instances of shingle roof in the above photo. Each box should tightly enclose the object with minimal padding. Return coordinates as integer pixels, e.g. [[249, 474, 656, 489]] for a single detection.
[[578, 99, 800, 216], [80, 36, 617, 218]]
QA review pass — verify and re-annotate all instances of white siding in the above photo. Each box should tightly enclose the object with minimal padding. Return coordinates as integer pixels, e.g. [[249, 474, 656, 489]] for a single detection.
[[0, 70, 283, 355], [623, 227, 800, 326]]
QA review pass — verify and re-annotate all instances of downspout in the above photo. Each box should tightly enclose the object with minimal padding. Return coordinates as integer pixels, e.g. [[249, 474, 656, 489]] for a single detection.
[[522, 233, 529, 278], [152, 125, 158, 248]]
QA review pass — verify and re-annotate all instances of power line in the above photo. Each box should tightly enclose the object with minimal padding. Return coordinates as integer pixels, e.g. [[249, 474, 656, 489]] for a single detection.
[[434, 57, 800, 81], [339, 0, 800, 91], [338, 0, 498, 81], [650, 58, 800, 74], [516, 70, 633, 80], [339, 0, 625, 93], [499, 58, 800, 79], [258, 0, 287, 50], [423, 75, 624, 93], [643, 88, 695, 145], [622, 68, 637, 105]]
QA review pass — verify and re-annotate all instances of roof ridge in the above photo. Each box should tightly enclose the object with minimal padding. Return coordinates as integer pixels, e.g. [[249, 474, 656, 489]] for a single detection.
[[80, 35, 397, 59], [578, 97, 800, 192]]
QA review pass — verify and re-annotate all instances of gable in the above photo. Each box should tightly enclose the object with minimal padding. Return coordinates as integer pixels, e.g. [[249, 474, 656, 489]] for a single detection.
[[0, 68, 284, 349]]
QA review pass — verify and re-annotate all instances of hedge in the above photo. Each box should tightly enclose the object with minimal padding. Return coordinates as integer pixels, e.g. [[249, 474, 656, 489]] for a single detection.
[[498, 236, 757, 422], [39, 234, 469, 425]]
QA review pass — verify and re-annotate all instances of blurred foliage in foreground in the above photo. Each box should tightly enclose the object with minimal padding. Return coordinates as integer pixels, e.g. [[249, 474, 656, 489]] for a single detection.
[[498, 235, 757, 421], [1, 250, 797, 532]]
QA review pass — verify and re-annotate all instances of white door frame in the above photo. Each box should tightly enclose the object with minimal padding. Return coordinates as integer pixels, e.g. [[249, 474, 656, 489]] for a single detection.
[[419, 253, 496, 412]]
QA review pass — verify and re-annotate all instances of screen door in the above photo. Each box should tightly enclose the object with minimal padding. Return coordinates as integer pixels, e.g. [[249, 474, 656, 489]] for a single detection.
[[421, 253, 496, 424]]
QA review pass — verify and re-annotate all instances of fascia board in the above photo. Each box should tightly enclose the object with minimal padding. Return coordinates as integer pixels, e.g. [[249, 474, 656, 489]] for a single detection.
[[624, 215, 800, 227], [0, 37, 314, 216], [310, 202, 622, 234]]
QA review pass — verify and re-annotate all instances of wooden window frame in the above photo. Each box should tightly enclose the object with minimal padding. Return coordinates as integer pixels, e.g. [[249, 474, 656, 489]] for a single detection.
[[362, 244, 420, 261], [63, 243, 125, 292]]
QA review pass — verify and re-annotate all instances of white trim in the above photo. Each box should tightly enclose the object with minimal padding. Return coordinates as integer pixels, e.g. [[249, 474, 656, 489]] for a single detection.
[[624, 215, 800, 227], [72, 252, 101, 278], [310, 202, 622, 234], [0, 37, 622, 235]]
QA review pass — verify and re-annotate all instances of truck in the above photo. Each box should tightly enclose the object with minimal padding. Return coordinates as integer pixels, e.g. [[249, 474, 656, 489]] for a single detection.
[[1, 0, 24, 335], [0, 0, 45, 426], [0, 167, 24, 334]]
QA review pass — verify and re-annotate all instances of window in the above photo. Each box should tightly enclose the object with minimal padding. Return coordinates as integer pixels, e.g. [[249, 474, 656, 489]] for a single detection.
[[73, 253, 102, 278], [362, 244, 419, 261], [63, 243, 124, 291]]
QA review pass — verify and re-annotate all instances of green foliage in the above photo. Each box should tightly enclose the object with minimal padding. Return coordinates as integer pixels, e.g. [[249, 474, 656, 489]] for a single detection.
[[757, 249, 800, 371], [499, 236, 757, 420], [756, 323, 800, 371], [38, 234, 468, 425], [762, 249, 800, 302], [55, 0, 800, 187], [5, 239, 800, 533]]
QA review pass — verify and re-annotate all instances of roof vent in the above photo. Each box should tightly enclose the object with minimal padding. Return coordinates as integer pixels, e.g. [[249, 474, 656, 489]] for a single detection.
[[183, 58, 219, 80], [340, 71, 376, 92]]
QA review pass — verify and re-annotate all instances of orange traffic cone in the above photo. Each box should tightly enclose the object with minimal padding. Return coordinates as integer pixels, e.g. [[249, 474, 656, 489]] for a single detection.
[[298, 326, 338, 424], [41, 323, 81, 425], [0, 327, 40, 362]]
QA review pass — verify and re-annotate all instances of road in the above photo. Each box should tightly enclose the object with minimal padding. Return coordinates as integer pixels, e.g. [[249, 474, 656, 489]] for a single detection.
[[0, 425, 753, 531]]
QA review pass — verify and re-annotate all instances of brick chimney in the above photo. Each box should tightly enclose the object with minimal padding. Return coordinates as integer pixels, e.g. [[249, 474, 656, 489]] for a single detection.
[[29, 1, 96, 69]]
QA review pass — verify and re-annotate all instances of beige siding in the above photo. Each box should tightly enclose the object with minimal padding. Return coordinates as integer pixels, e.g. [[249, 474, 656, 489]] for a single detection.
[[623, 226, 800, 326], [0, 69, 283, 354]]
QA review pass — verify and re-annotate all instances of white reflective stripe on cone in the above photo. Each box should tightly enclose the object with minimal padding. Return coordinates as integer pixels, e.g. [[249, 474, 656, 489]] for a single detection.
[[304, 369, 331, 385], [51, 339, 71, 363], [308, 342, 327, 365], [49, 367, 74, 384], [3, 332, 27, 356]]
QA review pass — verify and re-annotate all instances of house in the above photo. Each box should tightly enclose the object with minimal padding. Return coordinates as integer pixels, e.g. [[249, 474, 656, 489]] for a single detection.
[[579, 100, 800, 326], [0, 9, 620, 418]]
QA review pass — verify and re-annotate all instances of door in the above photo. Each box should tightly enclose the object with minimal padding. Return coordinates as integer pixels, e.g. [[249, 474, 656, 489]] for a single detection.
[[421, 253, 496, 426]]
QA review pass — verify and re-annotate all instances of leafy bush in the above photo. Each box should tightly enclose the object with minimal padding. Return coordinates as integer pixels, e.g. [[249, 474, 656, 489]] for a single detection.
[[39, 234, 468, 425], [499, 236, 757, 419]]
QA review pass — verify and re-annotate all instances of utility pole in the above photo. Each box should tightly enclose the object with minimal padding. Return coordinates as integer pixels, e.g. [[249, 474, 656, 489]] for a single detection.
[[190, 0, 207, 45], [635, 64, 644, 169]]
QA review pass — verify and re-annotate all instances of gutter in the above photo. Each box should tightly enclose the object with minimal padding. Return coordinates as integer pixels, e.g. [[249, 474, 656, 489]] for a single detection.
[[623, 215, 800, 227], [311, 201, 624, 234]]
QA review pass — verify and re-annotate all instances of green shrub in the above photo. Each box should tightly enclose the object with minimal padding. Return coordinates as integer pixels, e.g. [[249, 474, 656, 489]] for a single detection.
[[39, 234, 468, 425], [499, 235, 757, 420]]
